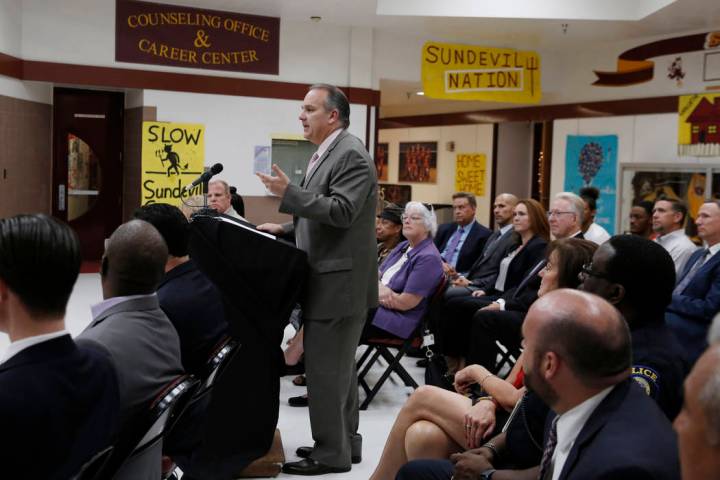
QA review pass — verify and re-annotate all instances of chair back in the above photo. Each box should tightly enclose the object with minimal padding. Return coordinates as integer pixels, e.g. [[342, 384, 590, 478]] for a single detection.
[[95, 374, 200, 478], [199, 335, 240, 394]]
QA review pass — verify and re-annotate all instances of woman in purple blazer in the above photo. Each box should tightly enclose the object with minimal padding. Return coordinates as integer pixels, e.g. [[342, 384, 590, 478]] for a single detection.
[[366, 202, 444, 340]]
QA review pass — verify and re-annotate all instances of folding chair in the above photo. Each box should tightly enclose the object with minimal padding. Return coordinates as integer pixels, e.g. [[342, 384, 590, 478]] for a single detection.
[[357, 276, 448, 410], [94, 374, 200, 479]]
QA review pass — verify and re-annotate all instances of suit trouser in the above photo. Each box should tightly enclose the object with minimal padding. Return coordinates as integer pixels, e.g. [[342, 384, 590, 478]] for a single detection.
[[467, 309, 525, 371], [304, 311, 365, 468], [396, 459, 453, 480]]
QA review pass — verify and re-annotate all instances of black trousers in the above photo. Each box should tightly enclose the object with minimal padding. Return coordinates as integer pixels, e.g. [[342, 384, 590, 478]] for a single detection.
[[467, 309, 525, 371], [436, 293, 497, 357]]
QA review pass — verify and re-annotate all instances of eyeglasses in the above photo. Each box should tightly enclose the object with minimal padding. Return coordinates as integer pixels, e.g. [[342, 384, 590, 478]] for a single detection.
[[547, 210, 575, 218], [578, 262, 610, 281], [401, 214, 424, 223]]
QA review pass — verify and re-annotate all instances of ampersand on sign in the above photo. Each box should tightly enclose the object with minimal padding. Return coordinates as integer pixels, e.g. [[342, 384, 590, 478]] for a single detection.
[[194, 30, 211, 48]]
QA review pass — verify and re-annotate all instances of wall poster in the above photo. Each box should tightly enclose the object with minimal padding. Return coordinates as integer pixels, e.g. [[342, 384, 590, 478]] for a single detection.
[[564, 135, 618, 235], [375, 143, 389, 181], [455, 153, 487, 196], [678, 93, 720, 156], [398, 141, 437, 183]]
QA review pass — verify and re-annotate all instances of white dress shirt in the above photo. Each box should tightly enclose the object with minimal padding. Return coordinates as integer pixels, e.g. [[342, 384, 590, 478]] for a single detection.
[[584, 223, 611, 245], [1, 330, 69, 364], [551, 385, 614, 480], [655, 229, 699, 274], [381, 247, 413, 285]]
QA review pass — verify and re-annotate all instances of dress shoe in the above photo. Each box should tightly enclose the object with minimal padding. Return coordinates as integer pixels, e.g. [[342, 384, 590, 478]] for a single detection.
[[288, 394, 309, 407], [296, 446, 361, 464], [282, 458, 350, 475]]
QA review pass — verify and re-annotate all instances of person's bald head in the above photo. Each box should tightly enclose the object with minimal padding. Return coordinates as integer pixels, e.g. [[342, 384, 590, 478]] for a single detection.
[[523, 289, 631, 394], [101, 220, 168, 299], [493, 193, 519, 227]]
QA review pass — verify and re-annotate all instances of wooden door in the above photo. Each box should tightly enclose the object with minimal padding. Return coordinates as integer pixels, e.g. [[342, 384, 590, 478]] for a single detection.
[[53, 89, 124, 260]]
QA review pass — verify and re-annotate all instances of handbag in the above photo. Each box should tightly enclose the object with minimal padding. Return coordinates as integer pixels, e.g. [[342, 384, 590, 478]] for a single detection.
[[423, 345, 455, 391]]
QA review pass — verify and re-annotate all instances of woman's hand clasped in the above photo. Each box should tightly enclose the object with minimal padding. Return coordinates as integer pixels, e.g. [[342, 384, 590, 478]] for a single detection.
[[463, 400, 497, 449]]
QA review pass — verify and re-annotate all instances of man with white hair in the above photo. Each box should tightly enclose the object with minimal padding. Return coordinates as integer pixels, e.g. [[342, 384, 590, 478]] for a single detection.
[[675, 344, 720, 480], [548, 192, 585, 240]]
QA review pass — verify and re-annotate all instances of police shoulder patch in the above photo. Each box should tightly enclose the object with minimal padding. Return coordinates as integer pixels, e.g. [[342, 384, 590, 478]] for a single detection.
[[631, 364, 660, 397]]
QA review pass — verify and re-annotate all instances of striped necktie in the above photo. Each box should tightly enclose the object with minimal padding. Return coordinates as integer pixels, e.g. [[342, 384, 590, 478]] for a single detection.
[[538, 416, 558, 480]]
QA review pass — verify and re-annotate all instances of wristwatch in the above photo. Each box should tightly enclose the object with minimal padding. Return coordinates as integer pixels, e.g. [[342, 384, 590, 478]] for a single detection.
[[480, 468, 496, 479], [480, 468, 495, 480]]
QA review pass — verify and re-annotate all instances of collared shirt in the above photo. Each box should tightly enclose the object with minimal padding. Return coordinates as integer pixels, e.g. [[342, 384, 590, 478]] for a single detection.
[[1, 330, 69, 364], [707, 241, 720, 259], [441, 223, 473, 267], [91, 293, 158, 320], [307, 128, 344, 178], [224, 205, 247, 221], [381, 246, 413, 285], [656, 229, 699, 274], [498, 224, 513, 235], [551, 385, 614, 480]]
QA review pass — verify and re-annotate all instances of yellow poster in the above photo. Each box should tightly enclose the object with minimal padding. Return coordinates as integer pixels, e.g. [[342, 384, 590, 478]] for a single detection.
[[422, 41, 541, 103], [678, 93, 720, 156], [455, 153, 486, 196], [141, 122, 205, 206]]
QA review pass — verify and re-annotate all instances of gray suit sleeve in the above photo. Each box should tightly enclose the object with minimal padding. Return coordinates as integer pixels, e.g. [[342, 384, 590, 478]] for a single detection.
[[279, 147, 372, 229]]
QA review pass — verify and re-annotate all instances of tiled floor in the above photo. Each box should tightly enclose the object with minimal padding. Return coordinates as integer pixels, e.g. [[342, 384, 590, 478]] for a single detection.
[[0, 273, 424, 479]]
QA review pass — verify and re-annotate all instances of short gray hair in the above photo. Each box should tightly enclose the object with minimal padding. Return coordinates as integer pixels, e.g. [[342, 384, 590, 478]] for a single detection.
[[309, 83, 350, 129], [404, 201, 437, 237], [209, 179, 230, 195], [555, 192, 585, 225]]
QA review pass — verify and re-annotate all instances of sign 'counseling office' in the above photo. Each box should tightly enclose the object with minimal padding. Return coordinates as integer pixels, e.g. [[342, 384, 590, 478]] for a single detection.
[[422, 41, 541, 103], [116, 0, 280, 74]]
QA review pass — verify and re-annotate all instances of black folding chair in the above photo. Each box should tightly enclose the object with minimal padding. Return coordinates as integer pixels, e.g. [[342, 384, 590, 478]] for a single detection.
[[94, 374, 200, 479]]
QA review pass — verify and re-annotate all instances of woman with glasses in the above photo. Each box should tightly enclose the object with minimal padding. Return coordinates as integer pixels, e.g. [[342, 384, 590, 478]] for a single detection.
[[440, 199, 550, 374], [368, 238, 597, 480], [364, 201, 444, 341]]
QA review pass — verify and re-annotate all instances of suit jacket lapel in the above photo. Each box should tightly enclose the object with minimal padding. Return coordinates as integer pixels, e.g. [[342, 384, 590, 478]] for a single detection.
[[512, 259, 546, 298], [558, 381, 629, 480], [469, 228, 509, 273], [304, 130, 347, 186]]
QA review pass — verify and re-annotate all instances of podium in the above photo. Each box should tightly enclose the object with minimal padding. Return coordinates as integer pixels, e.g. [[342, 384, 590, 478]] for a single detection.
[[186, 212, 308, 479]]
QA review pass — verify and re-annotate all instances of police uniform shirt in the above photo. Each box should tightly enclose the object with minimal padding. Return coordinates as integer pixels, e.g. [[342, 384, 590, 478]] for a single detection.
[[630, 322, 688, 420]]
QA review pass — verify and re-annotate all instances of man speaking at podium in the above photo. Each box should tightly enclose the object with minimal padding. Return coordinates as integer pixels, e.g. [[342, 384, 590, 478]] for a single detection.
[[257, 84, 378, 475]]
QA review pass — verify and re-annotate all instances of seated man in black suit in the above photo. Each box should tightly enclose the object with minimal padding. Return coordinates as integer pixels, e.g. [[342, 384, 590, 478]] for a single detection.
[[133, 203, 228, 375], [397, 290, 680, 480], [435, 192, 491, 277], [0, 214, 119, 480], [78, 219, 184, 480], [580, 235, 687, 420]]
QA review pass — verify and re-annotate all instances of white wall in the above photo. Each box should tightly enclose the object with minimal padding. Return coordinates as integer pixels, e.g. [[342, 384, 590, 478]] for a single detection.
[[551, 113, 720, 233], [378, 124, 495, 226], [0, 0, 21, 56], [144, 89, 368, 196]]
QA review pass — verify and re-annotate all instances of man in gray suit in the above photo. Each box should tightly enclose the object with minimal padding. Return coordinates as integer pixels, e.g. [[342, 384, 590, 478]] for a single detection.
[[78, 220, 184, 480], [258, 84, 377, 475]]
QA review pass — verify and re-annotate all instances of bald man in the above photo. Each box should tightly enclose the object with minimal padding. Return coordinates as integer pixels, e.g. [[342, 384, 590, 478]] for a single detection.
[[78, 220, 184, 480]]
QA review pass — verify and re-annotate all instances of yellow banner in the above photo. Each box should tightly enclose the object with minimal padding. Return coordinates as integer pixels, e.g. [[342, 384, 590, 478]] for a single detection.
[[422, 41, 541, 103], [455, 153, 486, 196], [141, 121, 205, 206], [678, 93, 720, 156]]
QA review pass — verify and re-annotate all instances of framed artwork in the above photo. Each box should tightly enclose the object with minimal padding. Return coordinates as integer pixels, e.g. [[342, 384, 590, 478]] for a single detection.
[[379, 183, 412, 207], [399, 141, 437, 183], [375, 143, 389, 181]]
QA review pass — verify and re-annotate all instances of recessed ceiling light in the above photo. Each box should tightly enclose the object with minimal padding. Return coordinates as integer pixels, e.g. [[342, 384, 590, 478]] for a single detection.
[[310, 16, 322, 22]]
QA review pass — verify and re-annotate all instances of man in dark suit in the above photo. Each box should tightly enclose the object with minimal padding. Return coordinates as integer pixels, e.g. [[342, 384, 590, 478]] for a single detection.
[[667, 200, 720, 365], [133, 203, 228, 374], [0, 214, 119, 480], [435, 192, 491, 276], [398, 290, 680, 480], [78, 219, 184, 480], [257, 84, 377, 475]]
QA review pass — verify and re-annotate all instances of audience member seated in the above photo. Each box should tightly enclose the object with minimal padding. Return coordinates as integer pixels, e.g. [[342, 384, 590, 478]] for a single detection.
[[629, 200, 655, 239], [467, 238, 597, 372], [397, 290, 680, 480], [377, 203, 405, 267], [580, 235, 687, 420], [365, 201, 444, 340], [439, 199, 549, 372], [667, 200, 720, 365], [77, 219, 184, 480], [133, 203, 228, 375], [579, 186, 610, 244], [674, 344, 720, 480], [434, 192, 491, 277], [445, 194, 518, 300], [367, 237, 593, 480], [653, 197, 698, 274], [0, 214, 119, 480], [208, 179, 246, 220], [548, 191, 586, 240]]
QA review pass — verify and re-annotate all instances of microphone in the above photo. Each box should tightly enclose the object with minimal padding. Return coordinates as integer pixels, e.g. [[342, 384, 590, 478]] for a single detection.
[[184, 163, 223, 191]]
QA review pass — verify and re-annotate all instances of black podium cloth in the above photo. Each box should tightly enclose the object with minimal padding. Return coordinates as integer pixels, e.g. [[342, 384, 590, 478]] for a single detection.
[[186, 213, 308, 478]]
